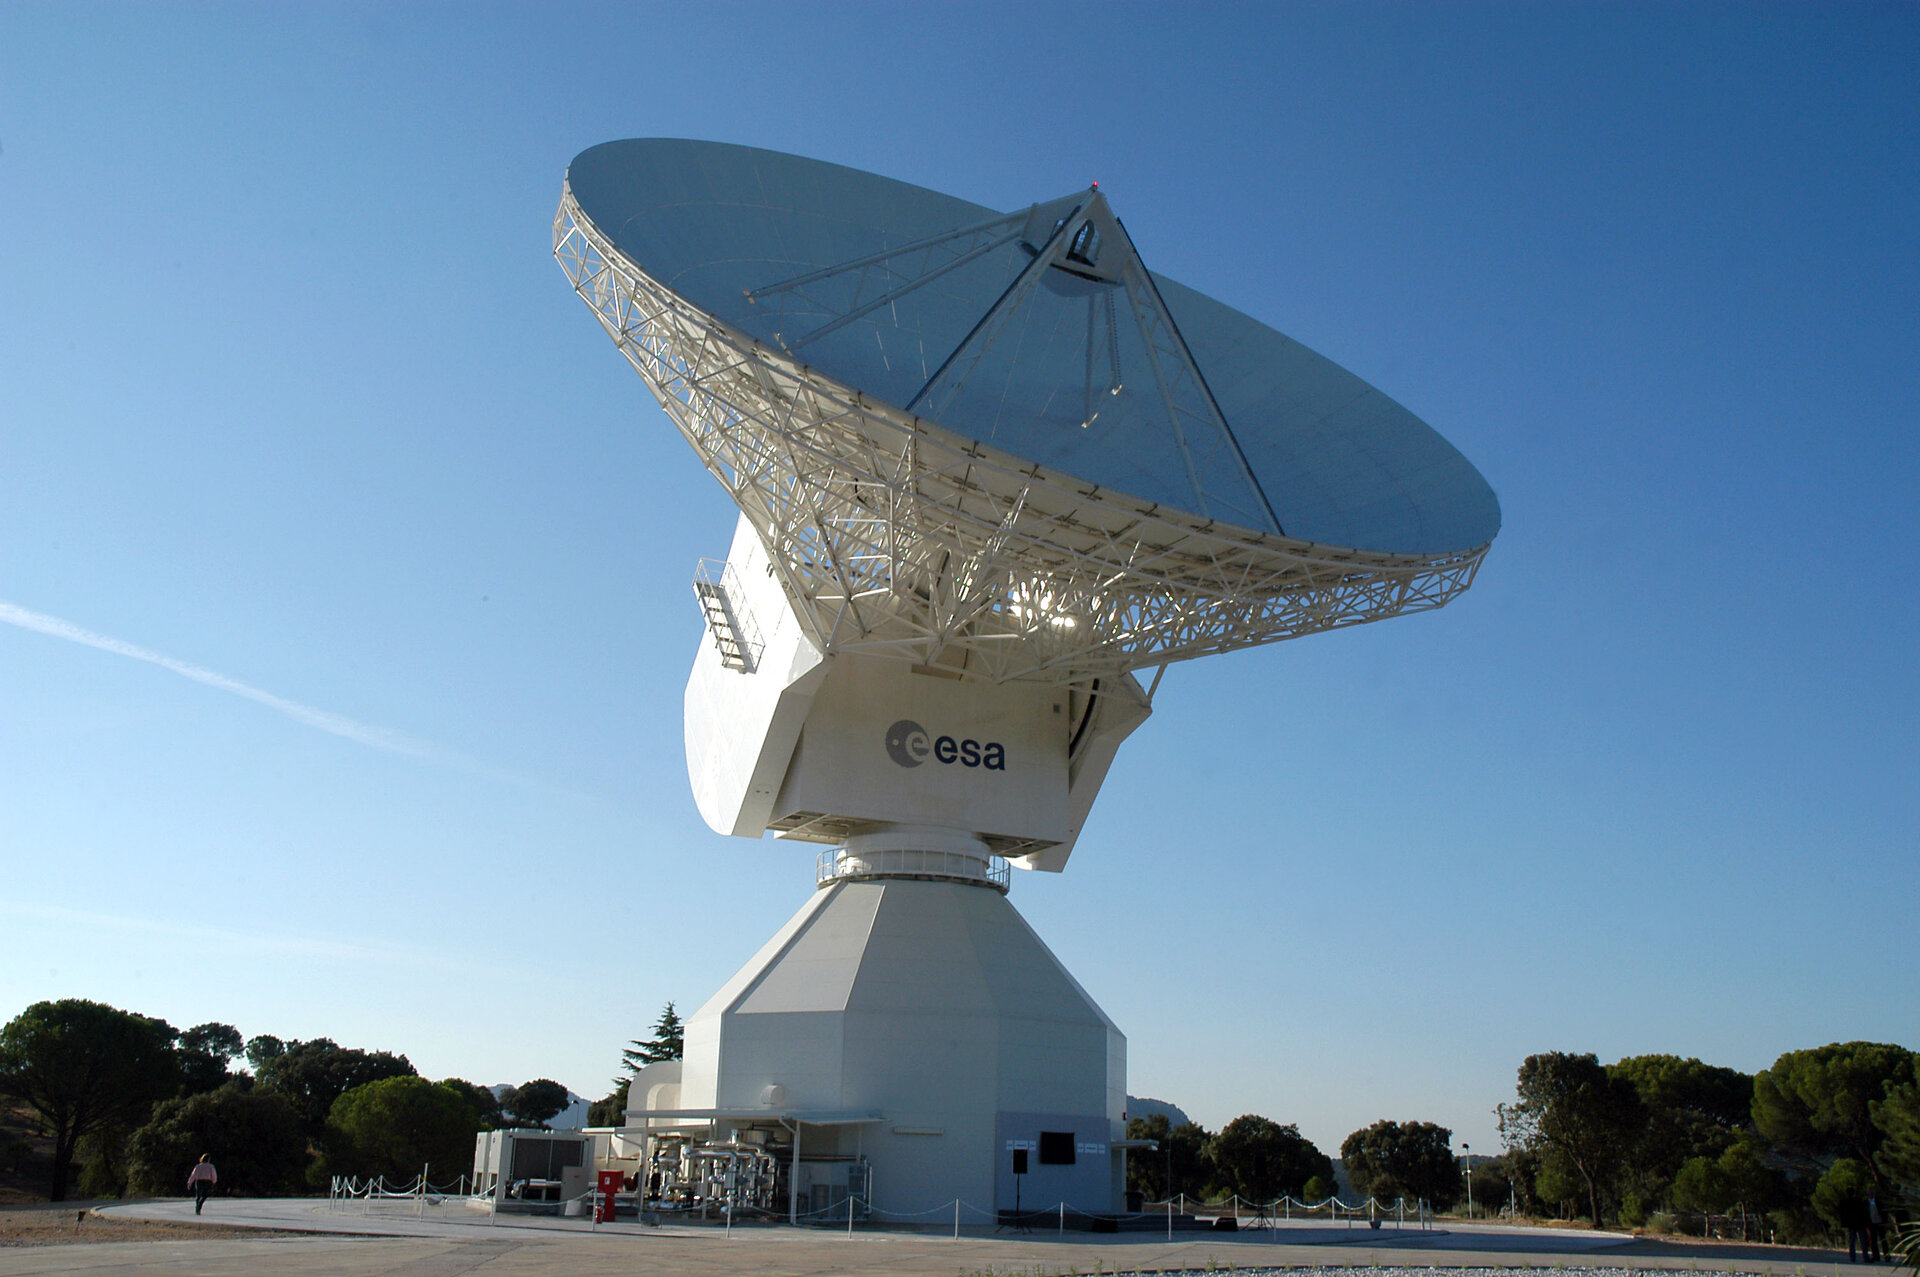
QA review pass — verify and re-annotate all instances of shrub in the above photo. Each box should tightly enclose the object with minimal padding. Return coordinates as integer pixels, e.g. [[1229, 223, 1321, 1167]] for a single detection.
[[1618, 1191, 1648, 1227]]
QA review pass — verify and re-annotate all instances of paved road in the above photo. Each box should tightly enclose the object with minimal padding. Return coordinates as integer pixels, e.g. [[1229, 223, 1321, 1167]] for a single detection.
[[0, 1198, 1881, 1277]]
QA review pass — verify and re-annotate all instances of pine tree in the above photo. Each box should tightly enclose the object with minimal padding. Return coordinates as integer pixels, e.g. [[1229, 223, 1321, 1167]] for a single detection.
[[621, 1002, 684, 1073]]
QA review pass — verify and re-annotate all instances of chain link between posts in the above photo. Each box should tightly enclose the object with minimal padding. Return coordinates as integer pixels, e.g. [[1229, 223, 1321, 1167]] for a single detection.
[[327, 1172, 1448, 1242]]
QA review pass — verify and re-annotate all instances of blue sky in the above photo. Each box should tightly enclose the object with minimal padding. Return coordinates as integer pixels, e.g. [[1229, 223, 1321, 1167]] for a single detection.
[[1, 2, 1913, 1156]]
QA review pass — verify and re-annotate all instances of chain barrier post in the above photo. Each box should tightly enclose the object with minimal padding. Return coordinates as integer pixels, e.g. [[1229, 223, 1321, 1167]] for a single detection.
[[953, 1198, 960, 1240]]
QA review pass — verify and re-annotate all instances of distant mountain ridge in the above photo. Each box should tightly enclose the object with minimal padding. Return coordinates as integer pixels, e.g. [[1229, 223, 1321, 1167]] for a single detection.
[[1125, 1096, 1191, 1126]]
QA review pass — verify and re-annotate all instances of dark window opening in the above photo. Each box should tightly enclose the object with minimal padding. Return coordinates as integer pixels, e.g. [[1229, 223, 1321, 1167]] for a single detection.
[[1038, 1131, 1076, 1165], [1066, 222, 1102, 267]]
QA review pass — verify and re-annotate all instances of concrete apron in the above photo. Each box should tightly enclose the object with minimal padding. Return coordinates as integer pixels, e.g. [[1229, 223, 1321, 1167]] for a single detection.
[[61, 1199, 1882, 1277]]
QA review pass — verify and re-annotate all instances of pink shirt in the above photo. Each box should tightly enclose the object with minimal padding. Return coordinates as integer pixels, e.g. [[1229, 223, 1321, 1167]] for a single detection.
[[187, 1163, 217, 1185]]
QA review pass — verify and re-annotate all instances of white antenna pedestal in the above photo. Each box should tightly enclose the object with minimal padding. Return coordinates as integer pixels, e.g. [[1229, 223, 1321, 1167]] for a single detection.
[[679, 867, 1125, 1220]]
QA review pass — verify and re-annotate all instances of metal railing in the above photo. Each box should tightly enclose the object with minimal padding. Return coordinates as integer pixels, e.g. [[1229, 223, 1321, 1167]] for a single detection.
[[323, 1171, 1454, 1241], [692, 558, 762, 673], [816, 847, 1011, 893], [330, 1172, 632, 1229], [1147, 1191, 1434, 1226]]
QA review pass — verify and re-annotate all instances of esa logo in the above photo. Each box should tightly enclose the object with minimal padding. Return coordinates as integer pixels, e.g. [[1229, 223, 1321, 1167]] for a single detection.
[[885, 719, 1006, 771]]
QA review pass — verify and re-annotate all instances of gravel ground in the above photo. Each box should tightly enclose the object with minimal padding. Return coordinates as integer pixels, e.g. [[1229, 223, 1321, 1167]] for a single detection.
[[1102, 1269, 1780, 1277], [0, 1202, 296, 1247]]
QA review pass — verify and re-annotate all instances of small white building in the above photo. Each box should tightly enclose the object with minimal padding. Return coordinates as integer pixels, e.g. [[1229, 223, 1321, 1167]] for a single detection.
[[471, 1128, 594, 1203]]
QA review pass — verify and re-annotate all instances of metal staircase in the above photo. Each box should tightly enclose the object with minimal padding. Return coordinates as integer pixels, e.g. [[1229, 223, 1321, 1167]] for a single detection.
[[693, 559, 759, 672]]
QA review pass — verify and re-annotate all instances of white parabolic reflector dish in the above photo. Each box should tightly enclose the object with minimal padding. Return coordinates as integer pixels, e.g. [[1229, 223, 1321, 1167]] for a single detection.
[[557, 139, 1500, 686]]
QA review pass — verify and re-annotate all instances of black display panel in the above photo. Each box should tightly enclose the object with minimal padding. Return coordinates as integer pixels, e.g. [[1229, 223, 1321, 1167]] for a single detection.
[[1038, 1131, 1075, 1165]]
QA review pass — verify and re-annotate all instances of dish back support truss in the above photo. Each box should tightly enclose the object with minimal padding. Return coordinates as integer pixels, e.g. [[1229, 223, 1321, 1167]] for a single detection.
[[556, 186, 1490, 689]]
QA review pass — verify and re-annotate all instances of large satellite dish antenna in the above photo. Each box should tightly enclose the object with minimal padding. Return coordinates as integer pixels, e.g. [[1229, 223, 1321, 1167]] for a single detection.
[[554, 139, 1498, 1222]]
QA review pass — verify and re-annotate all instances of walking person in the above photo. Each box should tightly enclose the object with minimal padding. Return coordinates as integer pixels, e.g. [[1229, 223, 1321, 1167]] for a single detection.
[[1843, 1188, 1880, 1263], [186, 1154, 217, 1215]]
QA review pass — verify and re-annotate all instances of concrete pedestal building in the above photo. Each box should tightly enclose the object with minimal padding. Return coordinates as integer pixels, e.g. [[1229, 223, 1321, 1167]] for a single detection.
[[681, 874, 1125, 1217]]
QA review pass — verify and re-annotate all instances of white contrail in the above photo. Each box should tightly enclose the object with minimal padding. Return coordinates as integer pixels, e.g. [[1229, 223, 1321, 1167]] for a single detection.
[[0, 900, 511, 976], [0, 598, 440, 760]]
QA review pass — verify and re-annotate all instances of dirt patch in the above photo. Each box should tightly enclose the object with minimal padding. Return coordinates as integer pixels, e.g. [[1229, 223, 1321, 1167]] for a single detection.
[[0, 1204, 297, 1247]]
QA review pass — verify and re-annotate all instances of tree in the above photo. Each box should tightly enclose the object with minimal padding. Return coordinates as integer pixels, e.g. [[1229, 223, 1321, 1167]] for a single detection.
[[1123, 1114, 1164, 1199], [1608, 1054, 1753, 1208], [1340, 1120, 1462, 1209], [245, 1034, 289, 1073], [1496, 1145, 1545, 1217], [77, 1025, 246, 1197], [502, 1078, 570, 1129], [596, 1006, 685, 1127], [622, 1002, 685, 1071], [76, 1126, 132, 1198], [1123, 1113, 1211, 1200], [1670, 1155, 1735, 1215], [588, 1079, 630, 1128], [126, 1079, 308, 1197], [0, 999, 182, 1200], [325, 1077, 479, 1183], [249, 1037, 416, 1136], [1668, 1135, 1787, 1233], [1470, 1154, 1519, 1215], [1610, 1054, 1753, 1131], [1534, 1156, 1586, 1218], [1754, 1042, 1916, 1185], [438, 1078, 504, 1131], [1206, 1115, 1332, 1203], [1872, 1082, 1920, 1191], [178, 1023, 245, 1096], [1167, 1121, 1216, 1198], [1498, 1051, 1643, 1225]]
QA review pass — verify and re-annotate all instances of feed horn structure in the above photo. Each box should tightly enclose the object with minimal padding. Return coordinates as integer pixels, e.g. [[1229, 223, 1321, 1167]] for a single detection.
[[554, 139, 1500, 1223]]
